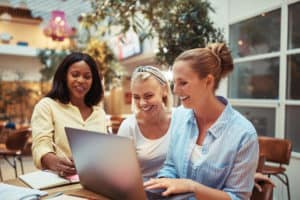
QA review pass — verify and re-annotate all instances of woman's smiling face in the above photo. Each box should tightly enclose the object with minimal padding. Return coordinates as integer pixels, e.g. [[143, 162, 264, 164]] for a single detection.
[[66, 60, 93, 103], [131, 76, 166, 118], [172, 60, 209, 109]]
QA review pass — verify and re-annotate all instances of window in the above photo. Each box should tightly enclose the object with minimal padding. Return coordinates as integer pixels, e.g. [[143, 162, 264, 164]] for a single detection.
[[285, 106, 300, 152], [229, 2, 300, 153], [229, 9, 280, 58], [229, 58, 279, 99], [288, 2, 300, 49], [287, 54, 300, 99]]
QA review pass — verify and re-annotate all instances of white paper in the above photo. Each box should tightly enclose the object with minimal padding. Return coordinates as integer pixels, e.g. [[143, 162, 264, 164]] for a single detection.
[[19, 170, 71, 189], [0, 183, 47, 200]]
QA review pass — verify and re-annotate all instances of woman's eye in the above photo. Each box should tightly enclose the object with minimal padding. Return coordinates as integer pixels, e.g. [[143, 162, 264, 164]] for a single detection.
[[180, 81, 187, 86], [174, 80, 187, 87], [133, 96, 140, 100], [71, 72, 80, 78], [144, 94, 153, 99], [84, 75, 92, 80]]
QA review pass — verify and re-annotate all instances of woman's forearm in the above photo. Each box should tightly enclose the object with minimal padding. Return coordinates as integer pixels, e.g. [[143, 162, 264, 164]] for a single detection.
[[189, 180, 231, 200]]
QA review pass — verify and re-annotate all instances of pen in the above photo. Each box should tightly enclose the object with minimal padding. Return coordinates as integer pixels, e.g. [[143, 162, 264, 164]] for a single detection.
[[51, 141, 72, 163], [44, 192, 64, 199]]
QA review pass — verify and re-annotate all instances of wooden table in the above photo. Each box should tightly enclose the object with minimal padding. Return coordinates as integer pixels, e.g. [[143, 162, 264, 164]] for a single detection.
[[4, 178, 109, 199]]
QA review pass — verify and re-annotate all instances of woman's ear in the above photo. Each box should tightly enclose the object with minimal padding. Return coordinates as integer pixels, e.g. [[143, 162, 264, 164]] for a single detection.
[[161, 86, 168, 103], [162, 85, 168, 97], [205, 74, 215, 89]]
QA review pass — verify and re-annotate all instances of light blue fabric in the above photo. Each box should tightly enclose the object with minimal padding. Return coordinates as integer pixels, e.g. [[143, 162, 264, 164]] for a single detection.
[[157, 96, 259, 200]]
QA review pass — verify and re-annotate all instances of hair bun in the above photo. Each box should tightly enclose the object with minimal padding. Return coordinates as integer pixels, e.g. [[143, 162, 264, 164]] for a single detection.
[[207, 43, 234, 77]]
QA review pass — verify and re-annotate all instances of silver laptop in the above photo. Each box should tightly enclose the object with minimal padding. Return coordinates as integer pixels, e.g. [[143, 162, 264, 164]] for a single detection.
[[65, 127, 194, 200]]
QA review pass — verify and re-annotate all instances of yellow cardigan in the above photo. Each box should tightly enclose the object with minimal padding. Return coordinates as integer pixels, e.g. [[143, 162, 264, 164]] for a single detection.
[[31, 97, 107, 169]]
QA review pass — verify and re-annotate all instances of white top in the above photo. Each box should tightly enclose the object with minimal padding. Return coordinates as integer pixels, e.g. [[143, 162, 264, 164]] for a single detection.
[[190, 144, 203, 164], [117, 115, 170, 180]]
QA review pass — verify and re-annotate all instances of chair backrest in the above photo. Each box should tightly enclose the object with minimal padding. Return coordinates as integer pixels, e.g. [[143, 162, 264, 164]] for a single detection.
[[110, 115, 125, 134], [0, 122, 4, 132], [251, 154, 273, 200], [6, 128, 31, 151], [256, 155, 266, 173], [258, 136, 292, 165], [251, 181, 273, 200]]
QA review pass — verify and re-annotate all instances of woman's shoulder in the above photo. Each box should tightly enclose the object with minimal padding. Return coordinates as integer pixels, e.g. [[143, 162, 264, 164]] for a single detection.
[[233, 111, 256, 131], [117, 115, 138, 137], [227, 110, 257, 142], [34, 97, 69, 113], [120, 115, 137, 127], [171, 106, 193, 120], [31, 97, 58, 118], [35, 97, 57, 108], [92, 104, 106, 114]]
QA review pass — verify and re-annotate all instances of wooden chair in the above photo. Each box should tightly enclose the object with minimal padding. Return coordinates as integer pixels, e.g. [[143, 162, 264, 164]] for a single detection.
[[251, 181, 274, 200], [109, 115, 125, 134], [0, 123, 4, 143], [0, 127, 31, 180], [258, 136, 292, 200], [251, 155, 273, 200]]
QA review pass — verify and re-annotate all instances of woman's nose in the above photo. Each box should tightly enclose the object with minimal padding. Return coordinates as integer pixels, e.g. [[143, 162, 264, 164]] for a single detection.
[[76, 76, 85, 82], [140, 98, 147, 105]]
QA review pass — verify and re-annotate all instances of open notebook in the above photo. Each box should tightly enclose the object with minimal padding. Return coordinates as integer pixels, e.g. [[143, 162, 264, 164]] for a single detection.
[[19, 170, 79, 189]]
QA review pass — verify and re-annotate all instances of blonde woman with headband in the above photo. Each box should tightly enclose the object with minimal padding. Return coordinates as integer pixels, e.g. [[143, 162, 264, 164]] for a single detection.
[[118, 66, 173, 181], [144, 43, 259, 200]]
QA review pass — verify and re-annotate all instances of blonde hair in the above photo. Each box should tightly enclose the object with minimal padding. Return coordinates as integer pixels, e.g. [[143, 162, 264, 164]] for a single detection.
[[131, 66, 173, 112], [174, 43, 233, 90]]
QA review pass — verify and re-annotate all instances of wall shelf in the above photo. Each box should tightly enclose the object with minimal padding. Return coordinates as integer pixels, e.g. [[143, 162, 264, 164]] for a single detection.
[[0, 44, 38, 57]]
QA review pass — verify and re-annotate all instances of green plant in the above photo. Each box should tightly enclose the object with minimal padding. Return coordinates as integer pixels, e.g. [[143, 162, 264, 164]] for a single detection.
[[84, 0, 224, 66], [38, 49, 69, 82], [83, 37, 123, 90]]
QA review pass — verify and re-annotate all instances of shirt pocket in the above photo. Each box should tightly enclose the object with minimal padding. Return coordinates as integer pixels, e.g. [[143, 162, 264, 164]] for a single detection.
[[196, 162, 229, 188]]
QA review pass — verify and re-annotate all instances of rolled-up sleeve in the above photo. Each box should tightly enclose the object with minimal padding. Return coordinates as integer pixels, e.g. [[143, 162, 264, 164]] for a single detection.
[[224, 133, 259, 200], [31, 100, 55, 169]]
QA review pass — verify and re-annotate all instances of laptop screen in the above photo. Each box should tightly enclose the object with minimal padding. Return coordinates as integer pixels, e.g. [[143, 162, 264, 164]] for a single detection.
[[65, 127, 147, 200]]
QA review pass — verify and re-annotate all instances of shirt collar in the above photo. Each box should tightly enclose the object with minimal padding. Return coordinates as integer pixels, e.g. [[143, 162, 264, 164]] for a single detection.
[[185, 108, 195, 124], [67, 102, 101, 111], [184, 96, 235, 139], [209, 96, 234, 138]]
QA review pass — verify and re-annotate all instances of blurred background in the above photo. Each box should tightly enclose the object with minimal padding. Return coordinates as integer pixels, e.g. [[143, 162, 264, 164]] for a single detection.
[[1, 1, 300, 199]]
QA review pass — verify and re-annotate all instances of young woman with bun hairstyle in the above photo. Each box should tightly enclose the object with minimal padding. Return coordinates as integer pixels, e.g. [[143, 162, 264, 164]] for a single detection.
[[145, 43, 259, 200]]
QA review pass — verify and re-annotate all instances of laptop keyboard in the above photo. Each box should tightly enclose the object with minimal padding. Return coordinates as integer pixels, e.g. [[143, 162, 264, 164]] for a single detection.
[[145, 189, 194, 200], [146, 190, 169, 200]]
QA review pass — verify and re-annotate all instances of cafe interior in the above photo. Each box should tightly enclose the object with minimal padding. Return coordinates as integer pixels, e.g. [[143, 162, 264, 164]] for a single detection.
[[1, 0, 300, 199]]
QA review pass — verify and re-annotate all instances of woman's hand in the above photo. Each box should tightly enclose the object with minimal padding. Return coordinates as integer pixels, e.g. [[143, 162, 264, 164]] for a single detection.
[[254, 172, 275, 192], [41, 152, 76, 177], [144, 178, 195, 196]]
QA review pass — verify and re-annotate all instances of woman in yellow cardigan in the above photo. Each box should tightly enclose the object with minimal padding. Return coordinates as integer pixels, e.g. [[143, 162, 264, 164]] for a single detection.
[[31, 52, 106, 177]]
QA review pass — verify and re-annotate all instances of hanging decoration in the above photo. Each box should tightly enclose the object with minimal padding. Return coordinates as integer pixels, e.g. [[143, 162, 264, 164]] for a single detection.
[[8, 0, 92, 28], [43, 10, 75, 41]]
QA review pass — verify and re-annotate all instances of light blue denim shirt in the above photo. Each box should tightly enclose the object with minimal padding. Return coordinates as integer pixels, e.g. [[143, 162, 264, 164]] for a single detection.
[[157, 96, 259, 200]]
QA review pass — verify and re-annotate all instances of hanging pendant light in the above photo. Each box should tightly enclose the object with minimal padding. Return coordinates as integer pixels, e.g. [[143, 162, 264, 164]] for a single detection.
[[43, 10, 75, 41]]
